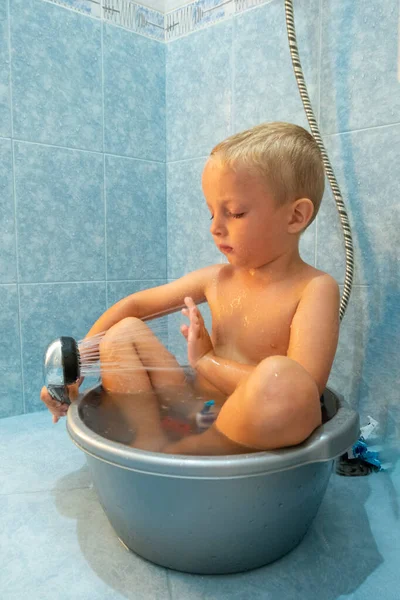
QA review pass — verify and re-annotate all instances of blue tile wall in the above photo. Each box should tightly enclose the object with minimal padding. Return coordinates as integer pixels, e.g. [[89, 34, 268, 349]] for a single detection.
[[14, 143, 105, 283], [0, 285, 23, 418], [0, 1, 11, 138], [320, 0, 400, 134], [166, 21, 232, 161], [0, 138, 17, 283], [11, 0, 103, 152], [0, 0, 166, 418], [105, 155, 167, 280], [319, 126, 400, 287], [234, 0, 320, 133], [103, 23, 165, 161]]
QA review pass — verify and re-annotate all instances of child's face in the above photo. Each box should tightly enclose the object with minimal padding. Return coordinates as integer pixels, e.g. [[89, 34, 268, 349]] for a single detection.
[[202, 158, 293, 269]]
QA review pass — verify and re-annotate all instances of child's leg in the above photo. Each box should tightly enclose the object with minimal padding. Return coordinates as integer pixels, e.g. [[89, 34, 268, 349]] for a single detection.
[[99, 317, 190, 450], [163, 356, 321, 455]]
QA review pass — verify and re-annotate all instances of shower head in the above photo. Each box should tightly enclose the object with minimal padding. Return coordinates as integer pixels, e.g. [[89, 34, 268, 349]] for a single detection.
[[43, 336, 81, 405]]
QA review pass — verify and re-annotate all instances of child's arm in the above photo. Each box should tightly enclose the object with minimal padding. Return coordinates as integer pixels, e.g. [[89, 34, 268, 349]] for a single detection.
[[285, 274, 340, 395], [195, 274, 340, 396], [84, 265, 222, 340]]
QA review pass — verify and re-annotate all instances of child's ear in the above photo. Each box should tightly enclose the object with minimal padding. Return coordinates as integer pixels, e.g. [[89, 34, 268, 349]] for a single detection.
[[287, 198, 314, 233]]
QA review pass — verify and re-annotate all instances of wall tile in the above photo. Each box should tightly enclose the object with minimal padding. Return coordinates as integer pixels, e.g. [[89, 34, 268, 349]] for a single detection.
[[106, 155, 167, 280], [20, 282, 107, 413], [103, 24, 166, 161], [11, 0, 102, 151], [0, 1, 11, 138], [0, 285, 23, 418], [166, 20, 232, 161], [14, 143, 105, 283], [0, 138, 17, 283], [320, 0, 400, 134], [318, 125, 400, 287], [167, 158, 223, 279], [234, 0, 320, 133]]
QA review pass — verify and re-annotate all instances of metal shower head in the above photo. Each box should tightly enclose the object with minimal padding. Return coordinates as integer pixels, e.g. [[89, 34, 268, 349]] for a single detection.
[[43, 336, 81, 405]]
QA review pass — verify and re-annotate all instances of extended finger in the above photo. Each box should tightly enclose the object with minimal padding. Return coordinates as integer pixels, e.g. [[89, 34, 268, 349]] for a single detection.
[[184, 296, 196, 309]]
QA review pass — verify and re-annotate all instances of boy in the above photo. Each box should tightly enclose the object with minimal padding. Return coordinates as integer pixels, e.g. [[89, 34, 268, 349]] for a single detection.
[[41, 122, 340, 455]]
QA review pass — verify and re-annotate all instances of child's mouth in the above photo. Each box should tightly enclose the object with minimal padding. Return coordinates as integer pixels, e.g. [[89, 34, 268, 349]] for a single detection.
[[219, 245, 233, 253]]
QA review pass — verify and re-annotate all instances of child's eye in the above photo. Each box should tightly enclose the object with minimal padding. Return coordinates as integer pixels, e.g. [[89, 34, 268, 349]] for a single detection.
[[229, 212, 245, 219], [209, 215, 214, 221]]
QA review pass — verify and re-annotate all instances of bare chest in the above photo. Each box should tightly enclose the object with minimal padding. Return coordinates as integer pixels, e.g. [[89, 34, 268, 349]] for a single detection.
[[207, 283, 299, 365]]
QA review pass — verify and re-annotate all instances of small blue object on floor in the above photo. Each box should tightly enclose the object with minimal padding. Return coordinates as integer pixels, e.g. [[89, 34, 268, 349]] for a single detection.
[[352, 437, 382, 470]]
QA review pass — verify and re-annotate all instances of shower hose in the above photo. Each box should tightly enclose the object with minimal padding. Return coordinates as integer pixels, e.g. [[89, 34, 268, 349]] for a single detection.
[[284, 0, 354, 320]]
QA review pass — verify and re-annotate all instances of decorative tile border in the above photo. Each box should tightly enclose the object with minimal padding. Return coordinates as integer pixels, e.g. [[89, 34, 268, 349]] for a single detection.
[[103, 0, 165, 41], [43, 0, 270, 41], [165, 0, 269, 40]]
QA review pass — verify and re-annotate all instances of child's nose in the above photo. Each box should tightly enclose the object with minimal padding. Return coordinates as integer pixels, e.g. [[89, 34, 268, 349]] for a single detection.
[[210, 215, 226, 236]]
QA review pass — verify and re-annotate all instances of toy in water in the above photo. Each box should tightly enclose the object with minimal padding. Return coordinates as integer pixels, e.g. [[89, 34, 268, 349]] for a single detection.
[[161, 416, 192, 437], [196, 400, 217, 431]]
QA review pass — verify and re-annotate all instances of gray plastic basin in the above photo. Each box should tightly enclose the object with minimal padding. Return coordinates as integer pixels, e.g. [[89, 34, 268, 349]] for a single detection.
[[67, 386, 359, 574]]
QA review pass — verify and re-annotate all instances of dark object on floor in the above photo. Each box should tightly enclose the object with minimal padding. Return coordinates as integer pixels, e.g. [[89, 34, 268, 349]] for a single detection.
[[335, 453, 380, 476]]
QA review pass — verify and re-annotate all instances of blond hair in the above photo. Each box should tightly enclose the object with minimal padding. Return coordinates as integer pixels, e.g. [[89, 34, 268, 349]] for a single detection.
[[210, 122, 325, 226]]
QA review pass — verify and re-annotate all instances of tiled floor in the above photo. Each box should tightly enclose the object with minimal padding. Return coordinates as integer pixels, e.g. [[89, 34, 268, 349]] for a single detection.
[[1, 411, 399, 600]]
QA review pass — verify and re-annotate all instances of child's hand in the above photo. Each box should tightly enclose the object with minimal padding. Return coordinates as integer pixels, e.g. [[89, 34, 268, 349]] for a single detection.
[[180, 297, 213, 368], [40, 379, 82, 423]]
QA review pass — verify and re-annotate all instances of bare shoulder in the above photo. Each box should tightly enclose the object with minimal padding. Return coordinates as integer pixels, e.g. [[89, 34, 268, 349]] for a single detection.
[[204, 263, 234, 292], [301, 269, 340, 303]]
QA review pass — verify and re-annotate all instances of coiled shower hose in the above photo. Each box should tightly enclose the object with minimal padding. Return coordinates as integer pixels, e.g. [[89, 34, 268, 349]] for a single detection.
[[284, 0, 354, 320]]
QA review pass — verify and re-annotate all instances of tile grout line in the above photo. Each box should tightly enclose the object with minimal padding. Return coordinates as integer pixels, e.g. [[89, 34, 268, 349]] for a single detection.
[[11, 278, 167, 287], [7, 0, 26, 414], [167, 155, 209, 164], [0, 136, 166, 164], [324, 120, 400, 137], [100, 19, 109, 309]]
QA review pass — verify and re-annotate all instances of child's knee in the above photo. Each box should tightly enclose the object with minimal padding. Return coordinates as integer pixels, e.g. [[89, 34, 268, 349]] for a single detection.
[[216, 356, 321, 450], [100, 317, 144, 352], [250, 356, 319, 405]]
